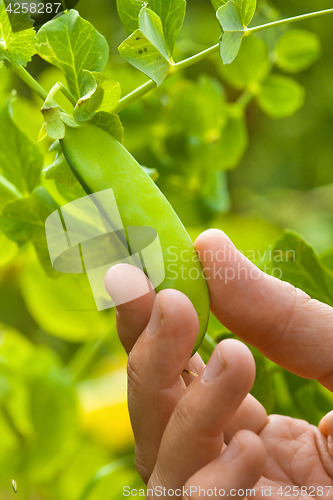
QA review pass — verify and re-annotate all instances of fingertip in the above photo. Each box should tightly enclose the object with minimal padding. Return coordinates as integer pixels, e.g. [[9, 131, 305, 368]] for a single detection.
[[158, 289, 200, 340], [319, 410, 333, 436], [194, 228, 235, 256], [233, 429, 266, 470], [218, 339, 256, 390], [104, 263, 152, 306]]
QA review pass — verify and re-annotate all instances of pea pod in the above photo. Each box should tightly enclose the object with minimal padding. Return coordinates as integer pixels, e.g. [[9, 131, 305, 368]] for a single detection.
[[61, 123, 209, 353]]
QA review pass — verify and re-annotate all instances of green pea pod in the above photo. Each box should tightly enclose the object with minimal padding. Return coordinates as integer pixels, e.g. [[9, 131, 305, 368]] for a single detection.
[[61, 123, 209, 353]]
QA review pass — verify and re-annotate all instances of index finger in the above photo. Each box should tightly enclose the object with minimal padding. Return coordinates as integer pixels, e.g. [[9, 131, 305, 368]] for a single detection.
[[195, 229, 333, 390]]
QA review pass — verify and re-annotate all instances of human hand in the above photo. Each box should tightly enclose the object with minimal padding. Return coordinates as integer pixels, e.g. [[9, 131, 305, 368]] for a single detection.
[[105, 265, 267, 498]]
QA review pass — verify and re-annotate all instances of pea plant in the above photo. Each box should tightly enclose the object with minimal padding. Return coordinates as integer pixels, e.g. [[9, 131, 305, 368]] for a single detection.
[[1, 0, 333, 498]]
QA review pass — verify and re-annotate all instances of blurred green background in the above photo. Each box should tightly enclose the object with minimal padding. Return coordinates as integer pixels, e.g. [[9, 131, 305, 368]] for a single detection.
[[1, 0, 333, 498]]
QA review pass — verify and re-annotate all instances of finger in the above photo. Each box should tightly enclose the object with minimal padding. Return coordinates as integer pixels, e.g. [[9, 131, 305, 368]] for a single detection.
[[183, 430, 266, 500], [126, 289, 199, 482], [105, 264, 155, 354], [195, 229, 333, 388], [224, 394, 268, 443], [153, 339, 256, 489], [182, 353, 205, 386]]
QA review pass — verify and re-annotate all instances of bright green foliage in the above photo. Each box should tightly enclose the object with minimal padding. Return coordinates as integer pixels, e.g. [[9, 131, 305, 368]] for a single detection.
[[0, 99, 42, 194], [217, 0, 257, 64], [219, 35, 269, 89], [74, 71, 121, 122], [148, 0, 187, 56], [0, 0, 333, 497], [0, 0, 36, 67], [274, 29, 321, 73], [269, 231, 333, 307], [118, 7, 173, 86], [89, 111, 124, 143], [36, 10, 110, 100], [257, 74, 305, 119], [116, 0, 144, 35]]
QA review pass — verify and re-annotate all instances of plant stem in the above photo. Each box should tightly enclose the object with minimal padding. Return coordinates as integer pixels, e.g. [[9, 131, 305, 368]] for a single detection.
[[13, 65, 48, 101], [174, 43, 220, 71], [45, 81, 77, 107], [114, 43, 220, 113], [247, 8, 333, 34]]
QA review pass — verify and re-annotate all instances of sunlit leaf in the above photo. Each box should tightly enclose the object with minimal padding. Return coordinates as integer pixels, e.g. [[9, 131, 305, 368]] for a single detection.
[[257, 75, 305, 119], [118, 7, 173, 86], [0, 98, 42, 194], [0, 0, 36, 67], [36, 10, 109, 100], [274, 29, 321, 74], [116, 0, 144, 35], [74, 71, 121, 122], [148, 0, 187, 56]]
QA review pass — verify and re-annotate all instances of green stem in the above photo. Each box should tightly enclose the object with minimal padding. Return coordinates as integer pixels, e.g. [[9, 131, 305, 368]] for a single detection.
[[236, 91, 254, 110], [0, 173, 22, 199], [174, 43, 220, 71], [114, 43, 220, 113], [247, 8, 333, 34], [45, 81, 76, 107], [13, 65, 48, 101], [77, 456, 135, 500]]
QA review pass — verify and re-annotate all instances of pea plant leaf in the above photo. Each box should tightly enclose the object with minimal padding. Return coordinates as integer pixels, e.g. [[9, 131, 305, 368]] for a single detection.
[[0, 98, 42, 195], [118, 7, 173, 86], [211, 0, 227, 11], [35, 10, 109, 100], [217, 0, 257, 64], [274, 30, 321, 74], [0, 187, 59, 276], [116, 0, 144, 35], [256, 74, 305, 119], [0, 0, 36, 67], [267, 231, 333, 307], [74, 71, 121, 122], [89, 112, 124, 143], [43, 152, 78, 189], [148, 0, 187, 57]]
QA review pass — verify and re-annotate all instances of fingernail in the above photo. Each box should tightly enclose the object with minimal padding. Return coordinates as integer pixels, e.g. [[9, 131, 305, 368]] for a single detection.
[[202, 346, 225, 382], [147, 295, 163, 335], [328, 435, 333, 459], [220, 437, 242, 462]]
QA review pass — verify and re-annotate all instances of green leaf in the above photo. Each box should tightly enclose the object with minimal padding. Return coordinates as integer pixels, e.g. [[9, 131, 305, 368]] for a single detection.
[[220, 31, 244, 65], [0, 231, 17, 267], [36, 10, 109, 100], [240, 0, 257, 27], [148, 0, 187, 56], [274, 29, 321, 74], [201, 171, 231, 214], [89, 112, 124, 143], [0, 98, 42, 194], [139, 7, 169, 60], [211, 0, 227, 11], [116, 0, 144, 35], [269, 231, 333, 307], [0, 0, 36, 67], [0, 328, 78, 482], [118, 22, 173, 86], [20, 261, 111, 341], [217, 1, 245, 32], [74, 71, 121, 122], [257, 74, 305, 119], [43, 153, 78, 189], [0, 172, 21, 208], [220, 34, 269, 90], [0, 188, 58, 275]]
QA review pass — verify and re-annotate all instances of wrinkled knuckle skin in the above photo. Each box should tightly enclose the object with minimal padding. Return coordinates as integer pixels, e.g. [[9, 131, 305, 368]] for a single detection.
[[127, 351, 145, 391]]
